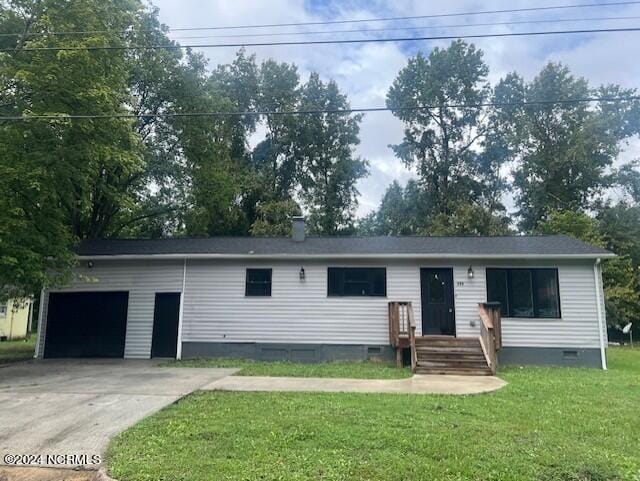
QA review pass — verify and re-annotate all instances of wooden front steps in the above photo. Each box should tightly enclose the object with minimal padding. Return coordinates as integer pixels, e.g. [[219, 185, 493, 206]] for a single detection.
[[414, 336, 493, 376], [389, 302, 501, 376]]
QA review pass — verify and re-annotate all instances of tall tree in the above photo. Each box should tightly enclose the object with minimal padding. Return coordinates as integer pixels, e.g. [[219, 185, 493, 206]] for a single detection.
[[295, 73, 368, 234], [386, 40, 507, 233], [358, 180, 425, 235], [244, 59, 302, 234], [254, 59, 300, 199], [612, 161, 640, 204], [0, 0, 145, 297], [209, 49, 259, 162], [115, 7, 200, 238], [496, 63, 640, 230]]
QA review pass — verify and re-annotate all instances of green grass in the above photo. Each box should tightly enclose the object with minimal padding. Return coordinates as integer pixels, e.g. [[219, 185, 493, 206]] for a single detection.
[[109, 348, 640, 481], [161, 357, 412, 379], [0, 336, 35, 365]]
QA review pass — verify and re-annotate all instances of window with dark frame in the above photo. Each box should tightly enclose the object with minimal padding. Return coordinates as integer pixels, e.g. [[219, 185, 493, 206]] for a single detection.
[[245, 268, 272, 297], [486, 268, 560, 318], [328, 267, 386, 297]]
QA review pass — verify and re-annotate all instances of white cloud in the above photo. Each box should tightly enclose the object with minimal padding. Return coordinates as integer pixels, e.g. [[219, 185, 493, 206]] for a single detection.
[[152, 0, 640, 216]]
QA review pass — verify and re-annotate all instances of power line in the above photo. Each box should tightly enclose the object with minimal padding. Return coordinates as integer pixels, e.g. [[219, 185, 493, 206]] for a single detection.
[[166, 15, 640, 40], [2, 96, 638, 121], [3, 26, 640, 52], [1, 1, 638, 37], [168, 1, 640, 31]]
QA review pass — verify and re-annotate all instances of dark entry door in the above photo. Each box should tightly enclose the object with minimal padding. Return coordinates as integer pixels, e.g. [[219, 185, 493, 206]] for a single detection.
[[420, 268, 455, 336], [45, 291, 129, 358], [151, 293, 181, 358]]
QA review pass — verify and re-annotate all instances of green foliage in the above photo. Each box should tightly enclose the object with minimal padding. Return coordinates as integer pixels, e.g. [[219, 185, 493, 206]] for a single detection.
[[250, 200, 301, 237], [428, 202, 511, 235], [254, 59, 300, 199], [0, 0, 144, 296], [536, 210, 604, 246], [496, 63, 640, 231], [371, 41, 509, 236], [0, 2, 368, 295], [295, 73, 368, 234], [374, 180, 421, 235], [612, 161, 640, 203], [385, 41, 506, 233], [209, 49, 259, 160], [597, 205, 640, 329]]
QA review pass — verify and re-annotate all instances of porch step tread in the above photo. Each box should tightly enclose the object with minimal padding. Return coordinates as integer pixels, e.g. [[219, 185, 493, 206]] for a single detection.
[[416, 346, 484, 352], [415, 339, 481, 346], [417, 352, 486, 358], [416, 336, 478, 341], [417, 349, 484, 353], [415, 368, 493, 376], [416, 363, 489, 371], [417, 354, 487, 361], [418, 359, 487, 366]]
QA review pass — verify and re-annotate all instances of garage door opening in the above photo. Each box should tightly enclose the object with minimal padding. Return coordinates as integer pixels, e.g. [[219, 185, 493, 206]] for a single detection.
[[44, 292, 129, 358]]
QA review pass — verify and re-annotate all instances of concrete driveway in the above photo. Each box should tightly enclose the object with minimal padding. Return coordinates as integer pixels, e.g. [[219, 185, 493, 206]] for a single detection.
[[0, 360, 237, 468]]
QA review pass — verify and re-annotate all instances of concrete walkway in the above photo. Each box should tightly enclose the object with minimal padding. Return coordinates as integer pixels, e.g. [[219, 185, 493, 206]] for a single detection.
[[205, 373, 507, 395]]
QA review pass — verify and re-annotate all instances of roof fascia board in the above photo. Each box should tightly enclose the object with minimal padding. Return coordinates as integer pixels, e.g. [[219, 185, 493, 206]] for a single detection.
[[75, 253, 616, 261]]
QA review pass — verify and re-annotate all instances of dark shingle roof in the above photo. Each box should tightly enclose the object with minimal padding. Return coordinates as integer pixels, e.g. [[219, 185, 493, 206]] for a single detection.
[[75, 235, 613, 258]]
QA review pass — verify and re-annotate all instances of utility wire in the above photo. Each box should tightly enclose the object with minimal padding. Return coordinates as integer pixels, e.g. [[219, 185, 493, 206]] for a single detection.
[[3, 26, 640, 52], [2, 96, 638, 121], [166, 15, 640, 40], [1, 0, 638, 37]]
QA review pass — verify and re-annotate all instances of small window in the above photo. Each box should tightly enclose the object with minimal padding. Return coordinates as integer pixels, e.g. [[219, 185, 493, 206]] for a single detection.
[[427, 272, 446, 303], [486, 268, 560, 318], [0, 302, 6, 317], [245, 269, 272, 297], [328, 268, 386, 297]]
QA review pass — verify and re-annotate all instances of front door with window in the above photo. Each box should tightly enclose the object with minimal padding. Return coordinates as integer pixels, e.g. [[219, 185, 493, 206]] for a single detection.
[[420, 268, 455, 336]]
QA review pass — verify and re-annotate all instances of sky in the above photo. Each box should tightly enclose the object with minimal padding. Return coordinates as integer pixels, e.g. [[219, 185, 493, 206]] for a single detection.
[[150, 0, 640, 216]]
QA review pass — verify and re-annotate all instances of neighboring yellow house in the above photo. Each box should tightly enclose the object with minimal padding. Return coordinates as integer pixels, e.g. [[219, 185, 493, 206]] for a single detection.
[[0, 298, 33, 341]]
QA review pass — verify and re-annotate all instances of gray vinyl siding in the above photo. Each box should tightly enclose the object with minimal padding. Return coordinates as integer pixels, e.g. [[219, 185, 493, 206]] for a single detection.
[[37, 256, 605, 358], [182, 259, 422, 345], [456, 259, 603, 349], [37, 260, 183, 359], [182, 258, 603, 349]]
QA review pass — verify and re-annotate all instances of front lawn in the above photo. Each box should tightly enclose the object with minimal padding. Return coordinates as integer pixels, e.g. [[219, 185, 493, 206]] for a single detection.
[[109, 348, 640, 481], [0, 336, 35, 365], [162, 357, 412, 379]]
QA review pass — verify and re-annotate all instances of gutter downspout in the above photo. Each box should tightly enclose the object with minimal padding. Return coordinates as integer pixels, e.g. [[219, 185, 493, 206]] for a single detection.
[[34, 289, 45, 359], [176, 258, 187, 360], [8, 300, 14, 340], [594, 258, 607, 370]]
